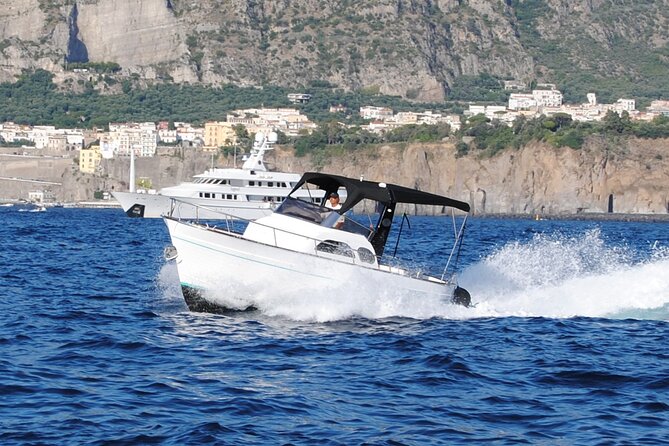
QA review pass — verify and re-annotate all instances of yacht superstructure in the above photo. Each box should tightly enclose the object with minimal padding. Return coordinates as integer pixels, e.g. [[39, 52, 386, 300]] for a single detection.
[[113, 132, 328, 219]]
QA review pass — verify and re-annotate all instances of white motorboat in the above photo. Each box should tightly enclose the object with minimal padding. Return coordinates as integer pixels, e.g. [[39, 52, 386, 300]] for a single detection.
[[15, 201, 47, 212], [113, 132, 327, 220], [163, 172, 472, 314]]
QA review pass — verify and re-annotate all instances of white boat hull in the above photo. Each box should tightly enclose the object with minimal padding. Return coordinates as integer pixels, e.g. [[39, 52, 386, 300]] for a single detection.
[[163, 217, 457, 313], [114, 191, 274, 220]]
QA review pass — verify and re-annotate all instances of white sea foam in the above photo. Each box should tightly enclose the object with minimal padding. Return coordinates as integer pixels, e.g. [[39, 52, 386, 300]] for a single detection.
[[459, 229, 669, 320], [156, 262, 187, 309], [156, 229, 669, 322]]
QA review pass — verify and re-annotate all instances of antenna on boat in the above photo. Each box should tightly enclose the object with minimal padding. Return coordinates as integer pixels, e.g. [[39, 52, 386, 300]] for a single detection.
[[241, 132, 274, 171], [392, 213, 411, 257]]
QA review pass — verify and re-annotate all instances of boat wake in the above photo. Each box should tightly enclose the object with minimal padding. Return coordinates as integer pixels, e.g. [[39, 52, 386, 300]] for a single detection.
[[155, 229, 669, 322], [460, 229, 669, 320]]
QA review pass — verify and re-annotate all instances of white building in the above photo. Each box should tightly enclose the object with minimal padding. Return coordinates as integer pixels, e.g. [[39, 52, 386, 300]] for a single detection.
[[108, 122, 158, 157], [504, 80, 526, 91], [0, 122, 31, 143], [31, 126, 56, 149], [158, 129, 178, 144], [465, 105, 510, 122], [508, 94, 537, 110], [287, 93, 312, 104], [28, 190, 56, 203], [614, 99, 636, 112], [359, 106, 394, 120], [465, 105, 487, 116], [532, 89, 563, 107], [226, 108, 317, 136], [648, 100, 669, 115]]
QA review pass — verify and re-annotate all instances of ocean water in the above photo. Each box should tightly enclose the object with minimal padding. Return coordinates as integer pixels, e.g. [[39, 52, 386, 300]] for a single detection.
[[1, 207, 668, 445]]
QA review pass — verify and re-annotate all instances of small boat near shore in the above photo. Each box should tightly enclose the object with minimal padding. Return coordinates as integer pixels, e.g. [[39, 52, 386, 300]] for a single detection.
[[163, 172, 472, 315]]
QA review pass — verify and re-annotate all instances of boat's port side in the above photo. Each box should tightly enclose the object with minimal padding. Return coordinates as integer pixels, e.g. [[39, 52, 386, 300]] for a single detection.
[[181, 285, 257, 314]]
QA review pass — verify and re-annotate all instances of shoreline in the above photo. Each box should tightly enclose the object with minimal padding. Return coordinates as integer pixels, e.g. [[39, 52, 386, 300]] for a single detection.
[[474, 212, 669, 223]]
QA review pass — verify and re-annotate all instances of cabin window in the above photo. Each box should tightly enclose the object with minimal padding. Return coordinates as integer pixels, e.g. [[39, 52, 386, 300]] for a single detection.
[[316, 240, 354, 258], [268, 182, 274, 187], [357, 248, 376, 264], [203, 193, 211, 198], [198, 192, 203, 198], [249, 181, 255, 186]]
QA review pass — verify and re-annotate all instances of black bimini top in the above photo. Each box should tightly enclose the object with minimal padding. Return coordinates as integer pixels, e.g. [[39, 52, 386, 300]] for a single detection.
[[292, 172, 470, 213]]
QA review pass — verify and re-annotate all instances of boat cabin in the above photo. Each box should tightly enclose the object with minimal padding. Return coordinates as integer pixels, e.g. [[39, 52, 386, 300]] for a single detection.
[[242, 172, 470, 268]]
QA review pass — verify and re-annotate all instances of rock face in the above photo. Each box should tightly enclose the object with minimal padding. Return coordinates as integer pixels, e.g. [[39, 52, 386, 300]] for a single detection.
[[2, 140, 668, 215], [269, 139, 669, 215], [3, 1, 666, 99], [73, 0, 187, 67]]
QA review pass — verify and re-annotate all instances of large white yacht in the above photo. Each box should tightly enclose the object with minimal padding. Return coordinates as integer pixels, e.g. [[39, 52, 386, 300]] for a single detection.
[[113, 132, 327, 219]]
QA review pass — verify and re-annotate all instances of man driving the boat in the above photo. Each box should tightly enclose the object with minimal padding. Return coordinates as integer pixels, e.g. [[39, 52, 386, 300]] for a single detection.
[[324, 192, 345, 229]]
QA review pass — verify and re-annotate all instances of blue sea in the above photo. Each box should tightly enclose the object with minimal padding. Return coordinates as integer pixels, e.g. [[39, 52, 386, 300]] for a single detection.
[[1, 207, 668, 445]]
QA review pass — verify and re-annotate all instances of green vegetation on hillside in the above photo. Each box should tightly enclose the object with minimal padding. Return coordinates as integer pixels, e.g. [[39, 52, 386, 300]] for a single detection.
[[0, 70, 460, 128], [459, 111, 669, 156], [513, 1, 669, 105], [292, 122, 452, 156], [4, 70, 669, 159]]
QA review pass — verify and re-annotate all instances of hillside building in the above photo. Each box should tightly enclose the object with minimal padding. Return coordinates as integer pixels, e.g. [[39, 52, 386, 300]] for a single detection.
[[360, 106, 394, 120], [204, 121, 238, 151], [287, 93, 312, 104], [108, 122, 158, 157], [79, 145, 102, 174]]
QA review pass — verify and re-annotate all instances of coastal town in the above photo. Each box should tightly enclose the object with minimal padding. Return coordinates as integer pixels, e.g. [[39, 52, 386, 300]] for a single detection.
[[2, 82, 669, 205]]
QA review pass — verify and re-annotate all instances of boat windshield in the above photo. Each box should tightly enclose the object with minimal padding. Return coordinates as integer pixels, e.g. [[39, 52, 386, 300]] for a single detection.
[[275, 196, 329, 224]]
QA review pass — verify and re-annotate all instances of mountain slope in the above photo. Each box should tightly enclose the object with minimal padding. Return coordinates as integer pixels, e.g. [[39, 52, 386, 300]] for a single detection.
[[0, 0, 667, 102]]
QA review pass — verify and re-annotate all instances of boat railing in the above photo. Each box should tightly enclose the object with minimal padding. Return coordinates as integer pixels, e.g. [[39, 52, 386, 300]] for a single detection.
[[166, 197, 247, 232]]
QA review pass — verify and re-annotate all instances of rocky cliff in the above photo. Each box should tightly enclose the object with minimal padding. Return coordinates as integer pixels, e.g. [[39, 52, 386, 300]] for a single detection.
[[2, 139, 667, 214], [2, 1, 668, 101], [269, 138, 669, 215]]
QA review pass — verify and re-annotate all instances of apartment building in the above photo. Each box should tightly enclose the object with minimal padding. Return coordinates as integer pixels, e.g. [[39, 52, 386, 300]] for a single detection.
[[204, 121, 238, 151], [79, 145, 102, 174], [108, 122, 158, 157], [360, 106, 394, 120], [226, 108, 317, 136]]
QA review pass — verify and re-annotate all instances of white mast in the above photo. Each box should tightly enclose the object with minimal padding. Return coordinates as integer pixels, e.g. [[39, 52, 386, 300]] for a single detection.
[[129, 145, 136, 193]]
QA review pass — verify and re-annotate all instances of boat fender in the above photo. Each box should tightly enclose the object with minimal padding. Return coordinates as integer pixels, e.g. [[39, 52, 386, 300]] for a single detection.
[[452, 286, 471, 307]]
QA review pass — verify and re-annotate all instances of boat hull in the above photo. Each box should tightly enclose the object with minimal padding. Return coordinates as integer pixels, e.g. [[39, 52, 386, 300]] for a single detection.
[[164, 217, 457, 312], [113, 191, 274, 220]]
